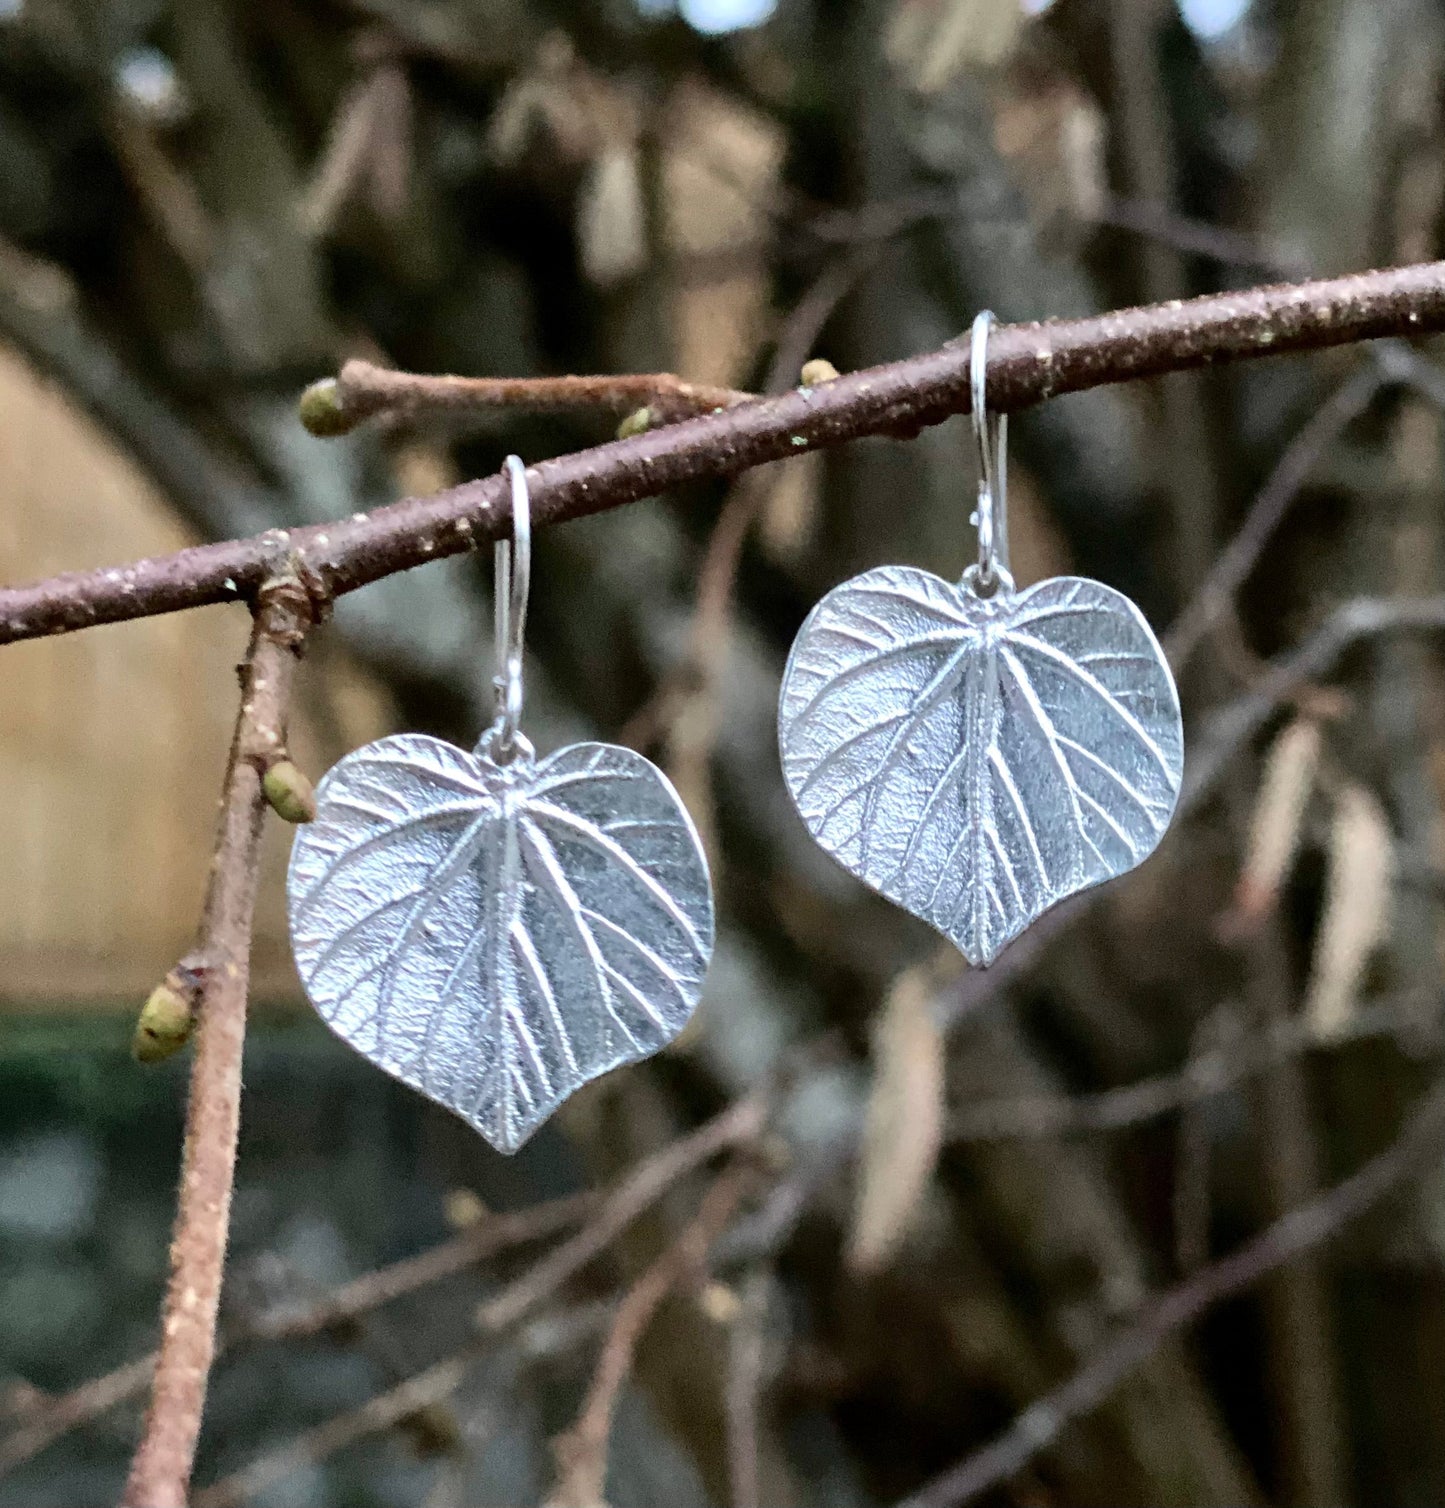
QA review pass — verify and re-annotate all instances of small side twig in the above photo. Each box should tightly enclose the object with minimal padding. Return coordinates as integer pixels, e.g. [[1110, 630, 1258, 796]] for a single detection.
[[121, 573, 314, 1508], [947, 988, 1435, 1142], [725, 1269, 770, 1508], [190, 1105, 766, 1508], [1183, 594, 1445, 806], [3, 1092, 762, 1479], [192, 1349, 476, 1508], [897, 1065, 1445, 1508], [476, 1093, 768, 1335], [0, 1192, 590, 1476], [244, 1192, 595, 1345], [192, 1303, 619, 1508], [1165, 360, 1384, 668], [546, 1163, 755, 1508], [301, 358, 752, 437], [0, 1356, 158, 1479]]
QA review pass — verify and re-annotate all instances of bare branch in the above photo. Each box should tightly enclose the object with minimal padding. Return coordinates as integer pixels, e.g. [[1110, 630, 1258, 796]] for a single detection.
[[476, 1093, 768, 1336], [187, 1105, 767, 1508], [4, 264, 1445, 645], [0, 1357, 157, 1479], [896, 1066, 1445, 1508], [192, 1349, 476, 1508], [947, 990, 1434, 1142], [242, 1193, 595, 1345], [302, 358, 753, 437], [1165, 360, 1385, 667], [121, 574, 314, 1508], [546, 1164, 755, 1507], [1184, 594, 1445, 805], [0, 1109, 764, 1476]]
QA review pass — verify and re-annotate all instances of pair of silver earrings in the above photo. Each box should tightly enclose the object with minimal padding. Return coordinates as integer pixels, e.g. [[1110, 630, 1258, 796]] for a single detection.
[[287, 314, 1184, 1153]]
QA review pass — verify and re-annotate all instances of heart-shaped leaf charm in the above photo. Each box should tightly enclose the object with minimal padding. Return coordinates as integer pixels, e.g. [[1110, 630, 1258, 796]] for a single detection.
[[288, 734, 714, 1152], [778, 567, 1183, 966]]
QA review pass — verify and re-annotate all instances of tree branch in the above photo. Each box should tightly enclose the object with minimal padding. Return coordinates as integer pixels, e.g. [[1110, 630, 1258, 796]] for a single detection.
[[4, 263, 1445, 645], [475, 1093, 768, 1336], [1, 1095, 763, 1480], [301, 358, 752, 437], [1164, 359, 1386, 667], [896, 1065, 1445, 1508], [0, 1192, 591, 1477], [947, 988, 1436, 1142], [546, 1163, 755, 1508], [121, 574, 314, 1508], [192, 1348, 477, 1508]]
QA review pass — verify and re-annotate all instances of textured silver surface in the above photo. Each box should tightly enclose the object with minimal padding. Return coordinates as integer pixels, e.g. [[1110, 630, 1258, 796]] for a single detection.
[[778, 567, 1183, 966], [288, 734, 714, 1152]]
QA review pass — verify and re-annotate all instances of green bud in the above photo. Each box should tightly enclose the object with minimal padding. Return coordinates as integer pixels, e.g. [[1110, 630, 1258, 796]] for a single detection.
[[298, 378, 353, 437], [617, 406, 653, 439], [133, 979, 197, 1063], [263, 759, 317, 824]]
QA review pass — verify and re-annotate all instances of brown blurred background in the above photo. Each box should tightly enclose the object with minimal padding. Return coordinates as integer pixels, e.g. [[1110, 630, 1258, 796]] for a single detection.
[[3, 0, 1445, 1504]]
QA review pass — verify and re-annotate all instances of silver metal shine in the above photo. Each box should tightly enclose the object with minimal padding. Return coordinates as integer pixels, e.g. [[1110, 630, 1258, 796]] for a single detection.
[[777, 567, 1183, 966], [970, 308, 1009, 588], [285, 457, 714, 1152], [777, 311, 1182, 967]]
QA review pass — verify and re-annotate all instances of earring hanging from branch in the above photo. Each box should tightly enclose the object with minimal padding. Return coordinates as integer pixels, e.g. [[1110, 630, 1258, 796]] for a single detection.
[[777, 312, 1185, 966], [286, 456, 716, 1152]]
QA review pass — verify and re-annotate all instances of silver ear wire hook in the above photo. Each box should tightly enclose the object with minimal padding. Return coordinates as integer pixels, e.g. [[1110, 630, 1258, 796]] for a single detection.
[[969, 310, 1011, 594], [490, 455, 533, 762]]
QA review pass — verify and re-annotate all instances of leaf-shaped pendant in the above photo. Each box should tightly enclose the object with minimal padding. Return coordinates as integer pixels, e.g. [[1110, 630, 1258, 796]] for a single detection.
[[778, 567, 1183, 966], [287, 734, 714, 1152]]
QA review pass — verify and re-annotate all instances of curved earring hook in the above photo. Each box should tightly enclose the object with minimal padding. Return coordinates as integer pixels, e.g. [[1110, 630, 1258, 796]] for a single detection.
[[969, 310, 1011, 594], [490, 455, 532, 761]]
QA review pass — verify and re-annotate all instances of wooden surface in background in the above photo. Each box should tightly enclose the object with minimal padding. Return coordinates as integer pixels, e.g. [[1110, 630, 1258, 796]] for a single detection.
[[0, 343, 389, 1007]]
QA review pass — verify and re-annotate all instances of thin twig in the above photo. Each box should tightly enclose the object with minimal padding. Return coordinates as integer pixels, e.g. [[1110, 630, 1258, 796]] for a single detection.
[[618, 254, 857, 753], [947, 989, 1436, 1142], [763, 247, 876, 397], [725, 1269, 770, 1508], [192, 1349, 476, 1508], [193, 1302, 619, 1508], [1183, 594, 1445, 806], [0, 1357, 157, 1478], [2, 1097, 757, 1478], [5, 263, 1445, 644], [1093, 194, 1306, 278], [895, 1065, 1445, 1508], [0, 1133, 747, 1475], [1165, 360, 1385, 667], [307, 358, 752, 436], [0, 1193, 588, 1476], [242, 1192, 595, 1344], [546, 1164, 755, 1507], [191, 1108, 767, 1508], [121, 574, 314, 1508], [476, 1093, 768, 1335]]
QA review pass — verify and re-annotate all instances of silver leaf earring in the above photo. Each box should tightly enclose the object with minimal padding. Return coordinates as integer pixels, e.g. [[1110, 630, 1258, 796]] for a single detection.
[[287, 456, 715, 1151], [778, 312, 1184, 966]]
